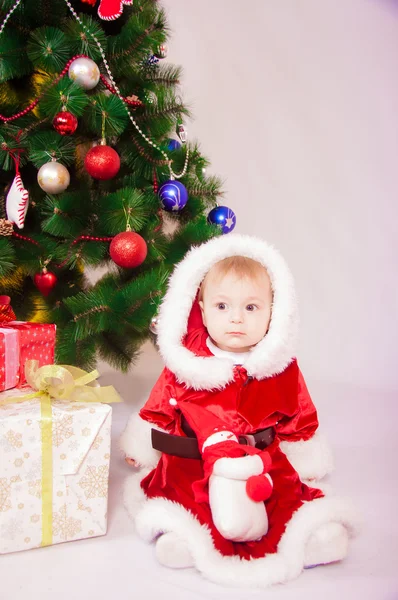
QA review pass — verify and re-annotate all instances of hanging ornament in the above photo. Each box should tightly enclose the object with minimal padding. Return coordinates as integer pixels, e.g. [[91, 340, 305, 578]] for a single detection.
[[33, 269, 57, 297], [158, 180, 188, 212], [109, 230, 147, 269], [84, 143, 120, 180], [154, 44, 168, 59], [176, 118, 187, 144], [0, 219, 14, 236], [5, 151, 29, 229], [97, 0, 133, 21], [37, 160, 70, 194], [80, 0, 96, 5], [0, 296, 16, 323], [207, 205, 237, 234], [143, 54, 160, 71], [149, 315, 159, 334], [68, 57, 100, 90], [53, 109, 78, 136], [167, 139, 181, 152]]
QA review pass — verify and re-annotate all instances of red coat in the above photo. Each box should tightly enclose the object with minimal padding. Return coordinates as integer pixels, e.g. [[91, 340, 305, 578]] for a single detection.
[[139, 326, 324, 560]]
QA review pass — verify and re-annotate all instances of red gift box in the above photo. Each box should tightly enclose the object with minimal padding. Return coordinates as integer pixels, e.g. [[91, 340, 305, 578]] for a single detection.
[[0, 322, 56, 390]]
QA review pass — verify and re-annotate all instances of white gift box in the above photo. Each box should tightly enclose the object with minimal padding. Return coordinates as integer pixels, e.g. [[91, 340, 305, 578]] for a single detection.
[[0, 386, 112, 554]]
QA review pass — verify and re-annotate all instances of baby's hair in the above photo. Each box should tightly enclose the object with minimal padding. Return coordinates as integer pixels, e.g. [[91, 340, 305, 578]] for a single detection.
[[198, 256, 269, 302]]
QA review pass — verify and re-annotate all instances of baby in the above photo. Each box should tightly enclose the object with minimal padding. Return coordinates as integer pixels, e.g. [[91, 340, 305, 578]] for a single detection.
[[121, 234, 356, 588], [198, 255, 273, 354]]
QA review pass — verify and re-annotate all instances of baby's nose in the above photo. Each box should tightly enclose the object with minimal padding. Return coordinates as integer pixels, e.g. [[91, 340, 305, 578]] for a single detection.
[[230, 310, 243, 323]]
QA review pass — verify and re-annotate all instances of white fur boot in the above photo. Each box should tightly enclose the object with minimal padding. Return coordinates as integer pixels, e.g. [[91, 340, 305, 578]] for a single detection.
[[304, 522, 349, 568], [155, 532, 194, 569]]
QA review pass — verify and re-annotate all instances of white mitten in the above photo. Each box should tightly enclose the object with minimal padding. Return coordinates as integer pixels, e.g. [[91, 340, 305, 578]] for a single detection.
[[202, 432, 273, 542]]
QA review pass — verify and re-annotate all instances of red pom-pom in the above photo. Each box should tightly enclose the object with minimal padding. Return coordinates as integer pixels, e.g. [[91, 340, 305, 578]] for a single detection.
[[84, 145, 120, 180], [53, 111, 78, 136], [246, 475, 273, 502], [109, 231, 147, 268]]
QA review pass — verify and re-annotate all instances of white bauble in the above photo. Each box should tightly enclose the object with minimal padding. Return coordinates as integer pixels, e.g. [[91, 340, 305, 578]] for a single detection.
[[68, 57, 100, 90], [37, 161, 70, 194]]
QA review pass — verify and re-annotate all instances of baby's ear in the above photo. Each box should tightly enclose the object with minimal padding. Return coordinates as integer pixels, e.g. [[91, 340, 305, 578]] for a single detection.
[[198, 300, 206, 325]]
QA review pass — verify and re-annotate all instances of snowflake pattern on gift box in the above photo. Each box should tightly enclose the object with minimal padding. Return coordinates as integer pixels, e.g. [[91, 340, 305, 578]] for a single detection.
[[0, 435, 14, 454], [5, 430, 22, 448], [78, 465, 109, 499], [25, 458, 42, 482], [68, 439, 80, 452], [1, 516, 23, 540], [53, 504, 82, 540], [53, 414, 74, 447], [28, 479, 41, 499], [92, 436, 103, 451], [0, 477, 12, 512]]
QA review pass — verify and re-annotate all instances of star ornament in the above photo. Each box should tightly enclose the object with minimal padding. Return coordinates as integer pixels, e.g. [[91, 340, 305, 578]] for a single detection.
[[57, 172, 68, 186], [225, 216, 235, 230]]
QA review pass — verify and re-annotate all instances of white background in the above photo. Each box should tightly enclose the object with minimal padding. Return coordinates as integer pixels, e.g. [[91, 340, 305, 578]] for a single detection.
[[1, 1, 398, 599]]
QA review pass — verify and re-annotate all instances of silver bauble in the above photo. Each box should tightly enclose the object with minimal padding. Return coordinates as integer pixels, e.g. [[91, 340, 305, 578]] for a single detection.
[[68, 57, 100, 91], [37, 161, 70, 194], [149, 316, 160, 334]]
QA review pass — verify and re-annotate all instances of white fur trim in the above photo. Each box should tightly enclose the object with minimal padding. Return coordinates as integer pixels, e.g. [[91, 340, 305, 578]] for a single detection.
[[123, 469, 150, 528], [119, 413, 162, 469], [213, 455, 264, 480], [127, 481, 359, 587], [157, 234, 299, 390], [279, 432, 334, 481]]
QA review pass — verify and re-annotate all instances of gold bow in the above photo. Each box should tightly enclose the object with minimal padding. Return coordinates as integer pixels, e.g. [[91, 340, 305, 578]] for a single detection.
[[1, 360, 121, 547]]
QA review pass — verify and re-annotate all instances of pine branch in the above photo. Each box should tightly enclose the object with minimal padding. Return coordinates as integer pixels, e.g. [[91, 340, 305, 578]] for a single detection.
[[26, 26, 71, 73]]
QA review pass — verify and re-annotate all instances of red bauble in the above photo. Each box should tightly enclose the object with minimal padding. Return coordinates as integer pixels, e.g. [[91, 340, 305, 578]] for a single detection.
[[109, 231, 147, 268], [84, 145, 120, 180], [33, 270, 57, 297], [53, 111, 78, 136]]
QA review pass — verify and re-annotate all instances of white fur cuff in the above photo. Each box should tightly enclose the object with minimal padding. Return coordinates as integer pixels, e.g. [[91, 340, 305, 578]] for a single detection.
[[279, 431, 334, 481], [119, 412, 162, 469]]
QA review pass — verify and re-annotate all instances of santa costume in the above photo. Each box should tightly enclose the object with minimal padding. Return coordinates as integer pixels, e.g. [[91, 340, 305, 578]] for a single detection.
[[120, 234, 357, 587]]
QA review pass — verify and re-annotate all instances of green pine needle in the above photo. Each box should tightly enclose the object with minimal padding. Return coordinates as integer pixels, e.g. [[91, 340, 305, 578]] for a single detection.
[[0, 31, 30, 83], [99, 188, 149, 234], [26, 27, 70, 73], [28, 131, 76, 167], [0, 238, 16, 277], [39, 79, 90, 118], [84, 94, 129, 138], [63, 14, 107, 63]]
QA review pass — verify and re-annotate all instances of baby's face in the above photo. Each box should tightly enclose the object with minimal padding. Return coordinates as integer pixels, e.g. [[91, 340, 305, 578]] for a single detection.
[[199, 270, 272, 353]]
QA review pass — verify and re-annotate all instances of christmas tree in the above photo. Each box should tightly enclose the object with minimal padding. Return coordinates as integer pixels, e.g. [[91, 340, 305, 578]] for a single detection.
[[0, 0, 236, 371]]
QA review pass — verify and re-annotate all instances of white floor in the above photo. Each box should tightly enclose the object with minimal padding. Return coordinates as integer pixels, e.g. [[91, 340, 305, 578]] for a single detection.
[[1, 341, 397, 600]]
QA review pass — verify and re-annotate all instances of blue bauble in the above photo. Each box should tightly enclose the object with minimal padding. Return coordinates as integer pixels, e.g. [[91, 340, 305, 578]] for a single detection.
[[158, 180, 188, 212], [207, 206, 237, 234], [167, 139, 182, 152]]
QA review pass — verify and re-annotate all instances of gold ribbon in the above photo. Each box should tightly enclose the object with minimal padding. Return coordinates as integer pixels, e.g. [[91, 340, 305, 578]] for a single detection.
[[1, 360, 121, 547]]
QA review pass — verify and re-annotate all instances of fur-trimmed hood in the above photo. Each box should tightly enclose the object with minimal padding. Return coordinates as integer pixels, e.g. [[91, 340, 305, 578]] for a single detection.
[[156, 234, 299, 391]]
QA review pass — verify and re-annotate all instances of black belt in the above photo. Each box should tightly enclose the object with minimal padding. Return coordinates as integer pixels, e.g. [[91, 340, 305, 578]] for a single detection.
[[151, 425, 275, 460]]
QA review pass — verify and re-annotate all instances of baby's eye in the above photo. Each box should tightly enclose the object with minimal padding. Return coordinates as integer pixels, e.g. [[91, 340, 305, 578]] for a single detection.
[[217, 303, 227, 310], [246, 304, 258, 312]]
